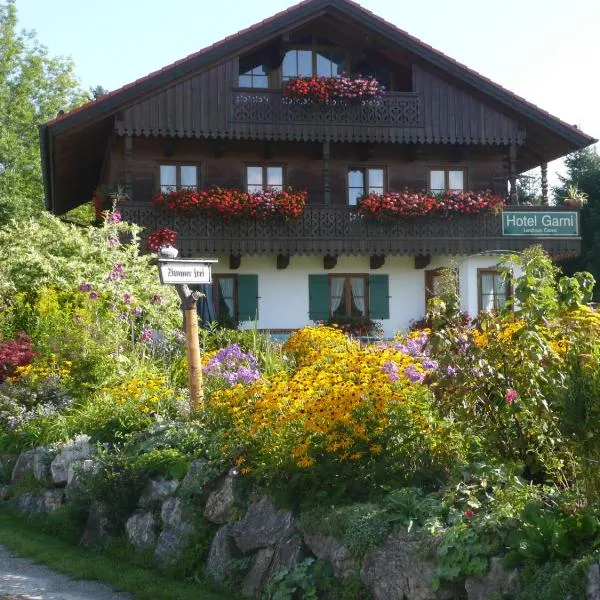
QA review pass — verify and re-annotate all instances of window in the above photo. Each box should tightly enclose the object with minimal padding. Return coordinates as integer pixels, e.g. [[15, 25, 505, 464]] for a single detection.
[[478, 269, 510, 313], [159, 165, 199, 192], [308, 274, 389, 320], [429, 169, 465, 194], [282, 48, 345, 81], [347, 168, 385, 206], [212, 274, 259, 323], [246, 165, 283, 193], [425, 268, 459, 308]]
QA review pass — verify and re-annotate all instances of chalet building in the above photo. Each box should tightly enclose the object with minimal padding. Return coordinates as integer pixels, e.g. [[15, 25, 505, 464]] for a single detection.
[[40, 0, 596, 337]]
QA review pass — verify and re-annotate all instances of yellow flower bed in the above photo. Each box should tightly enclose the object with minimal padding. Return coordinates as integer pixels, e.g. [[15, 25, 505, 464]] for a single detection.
[[11, 354, 72, 386]]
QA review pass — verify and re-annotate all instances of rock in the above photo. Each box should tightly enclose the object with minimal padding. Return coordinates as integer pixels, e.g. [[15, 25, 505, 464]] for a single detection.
[[32, 447, 53, 482], [465, 556, 517, 600], [65, 459, 96, 500], [41, 488, 64, 512], [138, 478, 179, 508], [11, 449, 35, 483], [587, 563, 600, 600], [125, 511, 157, 551], [242, 548, 275, 599], [0, 484, 10, 500], [274, 533, 305, 569], [0, 454, 17, 483], [232, 496, 295, 554], [154, 497, 195, 565], [361, 530, 453, 600], [14, 492, 44, 515], [303, 534, 357, 580], [50, 435, 93, 485], [204, 469, 238, 524], [206, 524, 241, 582], [180, 458, 216, 497], [81, 501, 111, 546]]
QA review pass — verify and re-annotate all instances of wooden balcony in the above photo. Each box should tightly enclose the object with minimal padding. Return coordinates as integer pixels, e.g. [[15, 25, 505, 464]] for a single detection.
[[122, 204, 581, 259]]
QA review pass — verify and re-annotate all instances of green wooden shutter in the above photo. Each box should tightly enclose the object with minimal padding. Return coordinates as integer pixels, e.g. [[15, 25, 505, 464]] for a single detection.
[[369, 274, 389, 319], [308, 274, 330, 321], [237, 275, 259, 322]]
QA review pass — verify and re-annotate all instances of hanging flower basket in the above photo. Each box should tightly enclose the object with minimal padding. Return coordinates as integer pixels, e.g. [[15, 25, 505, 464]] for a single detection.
[[153, 187, 307, 221], [357, 189, 505, 220], [283, 75, 385, 104]]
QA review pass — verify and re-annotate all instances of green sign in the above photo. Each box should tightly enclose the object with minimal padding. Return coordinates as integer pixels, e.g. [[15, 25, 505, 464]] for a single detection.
[[502, 211, 579, 237]]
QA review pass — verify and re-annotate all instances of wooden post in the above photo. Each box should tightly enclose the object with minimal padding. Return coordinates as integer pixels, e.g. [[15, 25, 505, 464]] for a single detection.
[[124, 134, 133, 199], [508, 143, 517, 205], [177, 285, 204, 410], [541, 162, 548, 206]]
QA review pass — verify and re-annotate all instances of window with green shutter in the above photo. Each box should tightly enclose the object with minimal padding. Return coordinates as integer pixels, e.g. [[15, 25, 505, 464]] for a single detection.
[[369, 274, 389, 319], [237, 274, 259, 321], [308, 274, 330, 320]]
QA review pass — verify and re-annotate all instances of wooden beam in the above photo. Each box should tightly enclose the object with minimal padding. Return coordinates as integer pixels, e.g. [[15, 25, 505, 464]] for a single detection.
[[323, 141, 331, 205], [370, 255, 385, 270], [229, 254, 241, 270], [541, 162, 548, 206], [508, 143, 517, 205], [323, 255, 337, 270], [124, 134, 133, 199], [414, 255, 431, 270], [276, 254, 290, 270]]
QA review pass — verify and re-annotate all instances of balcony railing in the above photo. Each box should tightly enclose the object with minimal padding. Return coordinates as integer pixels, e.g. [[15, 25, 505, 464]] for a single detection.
[[122, 203, 580, 259], [230, 89, 423, 127]]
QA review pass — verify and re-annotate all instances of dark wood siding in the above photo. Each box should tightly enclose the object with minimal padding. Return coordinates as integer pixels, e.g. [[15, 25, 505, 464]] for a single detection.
[[115, 61, 524, 146]]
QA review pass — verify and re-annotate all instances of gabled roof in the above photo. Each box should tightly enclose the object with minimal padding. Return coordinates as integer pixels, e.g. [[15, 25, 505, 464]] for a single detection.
[[41, 0, 596, 213]]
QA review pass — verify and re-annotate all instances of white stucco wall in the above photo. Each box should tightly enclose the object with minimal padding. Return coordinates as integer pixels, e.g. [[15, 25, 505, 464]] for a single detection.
[[209, 254, 512, 338]]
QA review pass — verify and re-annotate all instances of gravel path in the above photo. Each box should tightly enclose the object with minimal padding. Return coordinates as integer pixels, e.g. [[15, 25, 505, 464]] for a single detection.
[[0, 545, 131, 600]]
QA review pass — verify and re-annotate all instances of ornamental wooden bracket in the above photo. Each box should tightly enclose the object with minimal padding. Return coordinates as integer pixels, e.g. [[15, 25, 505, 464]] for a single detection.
[[323, 255, 337, 270], [370, 255, 386, 270], [414, 255, 431, 270], [229, 254, 241, 270], [276, 254, 290, 270]]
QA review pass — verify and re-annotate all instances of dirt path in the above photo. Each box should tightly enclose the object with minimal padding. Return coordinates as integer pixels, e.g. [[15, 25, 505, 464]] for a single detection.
[[0, 545, 131, 600]]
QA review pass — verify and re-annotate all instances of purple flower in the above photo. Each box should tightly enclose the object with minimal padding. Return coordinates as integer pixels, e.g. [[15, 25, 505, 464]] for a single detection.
[[108, 271, 119, 281], [151, 295, 163, 305], [88, 291, 99, 300], [108, 235, 120, 248], [123, 292, 132, 305], [382, 361, 400, 382], [204, 343, 260, 385], [422, 359, 439, 371], [133, 306, 143, 315], [173, 331, 186, 344], [139, 328, 153, 343], [446, 365, 457, 376], [505, 389, 519, 405], [403, 365, 425, 384], [79, 283, 92, 292], [106, 211, 122, 224]]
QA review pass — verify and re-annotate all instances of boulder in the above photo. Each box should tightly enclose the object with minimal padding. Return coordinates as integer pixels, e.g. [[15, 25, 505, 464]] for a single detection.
[[11, 449, 35, 483], [206, 524, 241, 582], [138, 478, 179, 509], [180, 458, 216, 497], [81, 501, 111, 546], [32, 447, 53, 482], [361, 530, 453, 600], [0, 454, 16, 483], [14, 492, 44, 515], [303, 534, 357, 580], [41, 488, 64, 512], [65, 459, 96, 500], [154, 497, 195, 565], [587, 563, 600, 600], [125, 511, 157, 551], [232, 496, 296, 554], [50, 435, 93, 485], [204, 469, 238, 524], [242, 548, 275, 599], [465, 556, 517, 600]]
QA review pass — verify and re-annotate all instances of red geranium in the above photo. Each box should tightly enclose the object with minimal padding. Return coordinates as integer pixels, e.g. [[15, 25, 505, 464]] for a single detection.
[[147, 227, 177, 250], [284, 75, 385, 104]]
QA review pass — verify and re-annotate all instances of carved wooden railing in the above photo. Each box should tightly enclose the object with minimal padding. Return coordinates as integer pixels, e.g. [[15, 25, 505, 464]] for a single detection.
[[122, 204, 580, 259], [230, 90, 423, 127]]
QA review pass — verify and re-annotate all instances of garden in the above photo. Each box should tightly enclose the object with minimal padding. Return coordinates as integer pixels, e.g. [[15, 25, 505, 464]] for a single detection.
[[1, 210, 600, 600]]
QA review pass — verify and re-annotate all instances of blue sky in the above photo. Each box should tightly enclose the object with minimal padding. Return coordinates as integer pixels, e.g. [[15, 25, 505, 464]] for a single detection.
[[15, 0, 599, 184]]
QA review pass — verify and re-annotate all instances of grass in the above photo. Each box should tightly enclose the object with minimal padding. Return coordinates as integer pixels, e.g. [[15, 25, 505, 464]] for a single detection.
[[0, 510, 235, 600]]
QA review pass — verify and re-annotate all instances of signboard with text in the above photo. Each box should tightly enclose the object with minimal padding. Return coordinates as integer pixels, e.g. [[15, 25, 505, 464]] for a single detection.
[[502, 211, 579, 237], [158, 259, 215, 285]]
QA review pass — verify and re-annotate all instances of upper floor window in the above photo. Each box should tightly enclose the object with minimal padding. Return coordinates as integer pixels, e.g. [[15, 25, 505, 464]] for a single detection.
[[246, 165, 283, 193], [347, 167, 385, 206], [282, 49, 345, 81], [429, 169, 465, 194], [239, 54, 269, 88], [478, 269, 510, 313], [159, 165, 199, 192]]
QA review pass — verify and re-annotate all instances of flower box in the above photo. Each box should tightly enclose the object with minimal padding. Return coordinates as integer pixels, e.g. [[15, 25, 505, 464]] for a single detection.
[[283, 75, 385, 104], [153, 187, 307, 221]]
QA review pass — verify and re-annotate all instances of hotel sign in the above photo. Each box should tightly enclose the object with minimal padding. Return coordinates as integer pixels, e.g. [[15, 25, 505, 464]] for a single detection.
[[502, 211, 579, 237]]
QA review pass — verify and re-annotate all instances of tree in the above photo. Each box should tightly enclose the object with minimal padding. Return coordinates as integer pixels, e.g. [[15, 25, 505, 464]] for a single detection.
[[0, 0, 87, 224], [553, 146, 600, 300]]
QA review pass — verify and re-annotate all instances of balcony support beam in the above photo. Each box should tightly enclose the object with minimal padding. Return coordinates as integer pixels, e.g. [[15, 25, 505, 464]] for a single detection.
[[370, 255, 385, 270], [276, 254, 290, 270], [414, 255, 431, 270], [324, 254, 337, 270], [229, 254, 241, 270]]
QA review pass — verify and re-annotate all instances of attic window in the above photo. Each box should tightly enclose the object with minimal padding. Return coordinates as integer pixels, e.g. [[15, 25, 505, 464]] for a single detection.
[[239, 55, 269, 88], [282, 49, 345, 81]]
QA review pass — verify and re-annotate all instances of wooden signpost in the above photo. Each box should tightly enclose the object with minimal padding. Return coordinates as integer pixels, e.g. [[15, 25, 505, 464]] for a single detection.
[[156, 252, 217, 411]]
